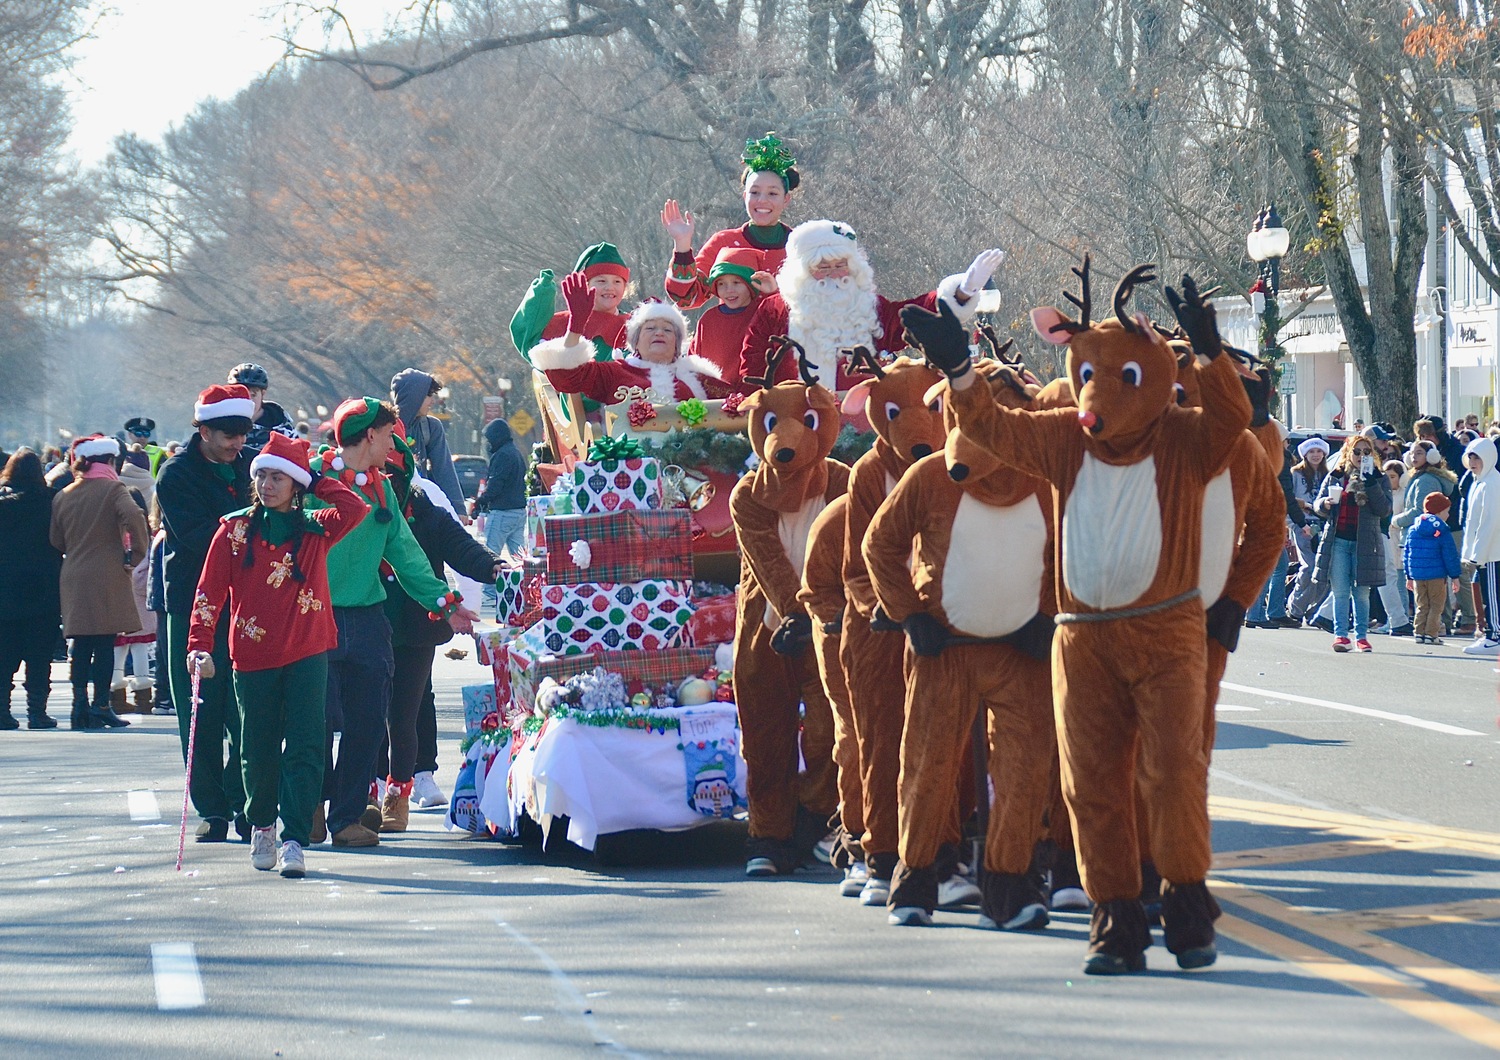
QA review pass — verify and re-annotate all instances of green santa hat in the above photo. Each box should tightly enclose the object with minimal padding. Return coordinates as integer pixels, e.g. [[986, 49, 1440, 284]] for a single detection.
[[574, 242, 630, 282]]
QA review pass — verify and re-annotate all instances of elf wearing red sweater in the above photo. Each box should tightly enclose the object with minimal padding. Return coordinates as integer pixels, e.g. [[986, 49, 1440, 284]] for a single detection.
[[188, 433, 366, 879], [510, 243, 632, 364]]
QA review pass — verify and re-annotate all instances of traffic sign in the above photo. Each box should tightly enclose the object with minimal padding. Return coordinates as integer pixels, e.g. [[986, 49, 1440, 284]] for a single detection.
[[508, 409, 536, 437]]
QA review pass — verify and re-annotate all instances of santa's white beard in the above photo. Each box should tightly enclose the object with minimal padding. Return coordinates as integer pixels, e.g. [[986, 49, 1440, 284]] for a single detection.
[[781, 272, 880, 388]]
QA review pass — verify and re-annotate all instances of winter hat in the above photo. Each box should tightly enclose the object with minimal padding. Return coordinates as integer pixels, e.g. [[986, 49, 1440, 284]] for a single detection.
[[333, 397, 384, 446], [71, 434, 120, 460], [1296, 436, 1330, 459], [249, 432, 313, 488], [624, 298, 689, 353], [195, 386, 256, 425], [1423, 491, 1451, 515], [709, 247, 760, 286], [785, 219, 860, 268], [574, 242, 630, 282]]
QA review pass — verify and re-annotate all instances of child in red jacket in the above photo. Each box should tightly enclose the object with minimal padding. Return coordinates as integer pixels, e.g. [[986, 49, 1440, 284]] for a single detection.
[[684, 247, 770, 394], [188, 433, 366, 879]]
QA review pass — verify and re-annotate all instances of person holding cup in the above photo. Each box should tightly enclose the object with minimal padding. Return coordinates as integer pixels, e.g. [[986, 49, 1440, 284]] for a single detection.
[[1309, 435, 1393, 652]]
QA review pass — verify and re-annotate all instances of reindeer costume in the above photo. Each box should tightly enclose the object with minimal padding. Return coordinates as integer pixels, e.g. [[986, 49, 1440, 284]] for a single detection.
[[731, 341, 848, 875], [865, 359, 1060, 928], [837, 354, 945, 898], [901, 264, 1251, 975]]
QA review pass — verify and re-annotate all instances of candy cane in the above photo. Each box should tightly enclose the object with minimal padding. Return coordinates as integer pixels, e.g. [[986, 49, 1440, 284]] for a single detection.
[[175, 658, 204, 872]]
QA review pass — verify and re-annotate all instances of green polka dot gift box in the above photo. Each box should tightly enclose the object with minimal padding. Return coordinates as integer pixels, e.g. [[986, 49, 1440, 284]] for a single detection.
[[540, 579, 694, 655]]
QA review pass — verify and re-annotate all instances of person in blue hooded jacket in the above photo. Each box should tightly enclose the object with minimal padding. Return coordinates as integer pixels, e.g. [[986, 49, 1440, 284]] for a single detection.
[[475, 417, 527, 610], [390, 368, 467, 513], [1404, 491, 1462, 645]]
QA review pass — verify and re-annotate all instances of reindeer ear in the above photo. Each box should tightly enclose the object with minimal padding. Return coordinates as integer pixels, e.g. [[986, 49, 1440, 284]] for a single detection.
[[806, 385, 840, 411], [841, 379, 875, 416], [1030, 307, 1075, 345], [739, 389, 764, 414]]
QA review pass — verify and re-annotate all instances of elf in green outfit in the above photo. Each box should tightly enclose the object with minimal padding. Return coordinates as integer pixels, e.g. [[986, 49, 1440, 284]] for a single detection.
[[509, 242, 632, 365], [187, 433, 367, 878], [308, 398, 477, 850]]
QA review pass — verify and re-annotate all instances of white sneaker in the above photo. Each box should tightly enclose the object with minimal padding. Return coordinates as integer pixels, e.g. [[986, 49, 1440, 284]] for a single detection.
[[745, 857, 779, 877], [937, 874, 982, 908], [278, 840, 305, 878], [1462, 637, 1500, 656], [250, 826, 277, 871], [888, 906, 933, 927], [859, 876, 891, 906], [412, 771, 447, 809], [1051, 886, 1092, 911], [812, 830, 838, 864], [840, 861, 869, 897]]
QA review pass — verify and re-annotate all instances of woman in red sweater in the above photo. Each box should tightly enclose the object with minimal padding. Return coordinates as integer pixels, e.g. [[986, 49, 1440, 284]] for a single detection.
[[187, 433, 366, 879], [662, 133, 799, 310]]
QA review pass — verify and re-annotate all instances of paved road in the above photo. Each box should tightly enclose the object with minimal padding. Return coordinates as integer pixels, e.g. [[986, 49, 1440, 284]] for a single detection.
[[2, 625, 1498, 1057]]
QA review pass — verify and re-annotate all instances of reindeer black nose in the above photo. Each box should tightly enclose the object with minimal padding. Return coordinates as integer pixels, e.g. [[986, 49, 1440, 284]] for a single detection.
[[948, 463, 970, 482], [774, 447, 796, 463], [911, 444, 933, 460]]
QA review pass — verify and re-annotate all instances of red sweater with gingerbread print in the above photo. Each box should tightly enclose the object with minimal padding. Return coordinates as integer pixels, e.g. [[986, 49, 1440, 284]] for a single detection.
[[187, 475, 366, 671]]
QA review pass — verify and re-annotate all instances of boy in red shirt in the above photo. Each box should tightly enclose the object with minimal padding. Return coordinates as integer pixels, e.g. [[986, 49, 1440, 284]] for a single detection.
[[187, 433, 366, 878], [685, 247, 768, 394]]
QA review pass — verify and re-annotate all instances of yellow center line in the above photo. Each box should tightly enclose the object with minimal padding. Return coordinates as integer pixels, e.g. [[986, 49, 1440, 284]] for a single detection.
[[1211, 796, 1500, 858], [1322, 898, 1500, 931], [1213, 837, 1445, 871]]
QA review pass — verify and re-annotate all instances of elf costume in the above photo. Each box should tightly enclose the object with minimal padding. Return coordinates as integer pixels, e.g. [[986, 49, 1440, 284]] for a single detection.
[[510, 242, 631, 365], [309, 399, 467, 847], [530, 300, 726, 404], [187, 434, 367, 866], [665, 134, 796, 311], [683, 247, 763, 391]]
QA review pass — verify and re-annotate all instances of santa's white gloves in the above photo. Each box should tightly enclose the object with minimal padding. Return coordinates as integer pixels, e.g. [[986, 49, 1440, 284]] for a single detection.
[[960, 248, 1006, 296]]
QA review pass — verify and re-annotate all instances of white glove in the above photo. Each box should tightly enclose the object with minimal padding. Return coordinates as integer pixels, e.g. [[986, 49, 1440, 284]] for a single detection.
[[961, 248, 1005, 295]]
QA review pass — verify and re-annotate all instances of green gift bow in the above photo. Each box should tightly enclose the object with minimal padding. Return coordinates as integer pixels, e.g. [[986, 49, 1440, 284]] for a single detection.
[[676, 398, 708, 427], [587, 436, 647, 461]]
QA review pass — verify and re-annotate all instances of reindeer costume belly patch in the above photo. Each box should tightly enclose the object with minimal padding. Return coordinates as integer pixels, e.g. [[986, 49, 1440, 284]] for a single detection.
[[1063, 454, 1163, 610], [1196, 467, 1237, 607], [765, 496, 830, 629], [943, 493, 1047, 637]]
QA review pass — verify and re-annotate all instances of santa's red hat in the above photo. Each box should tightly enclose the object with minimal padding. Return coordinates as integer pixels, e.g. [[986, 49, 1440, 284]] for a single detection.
[[249, 432, 313, 488], [71, 434, 120, 460], [785, 219, 861, 267], [195, 384, 256, 424]]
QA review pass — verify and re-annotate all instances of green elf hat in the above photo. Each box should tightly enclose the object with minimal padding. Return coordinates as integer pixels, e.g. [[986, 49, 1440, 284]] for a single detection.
[[332, 397, 382, 447], [574, 242, 630, 282], [708, 247, 760, 286]]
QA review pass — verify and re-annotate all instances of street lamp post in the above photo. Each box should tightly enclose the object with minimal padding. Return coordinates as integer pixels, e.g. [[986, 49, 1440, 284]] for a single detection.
[[1247, 204, 1291, 417]]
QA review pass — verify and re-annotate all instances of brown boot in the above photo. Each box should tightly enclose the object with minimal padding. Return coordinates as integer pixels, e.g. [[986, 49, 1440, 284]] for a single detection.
[[380, 788, 410, 833], [310, 802, 327, 844], [331, 823, 380, 848]]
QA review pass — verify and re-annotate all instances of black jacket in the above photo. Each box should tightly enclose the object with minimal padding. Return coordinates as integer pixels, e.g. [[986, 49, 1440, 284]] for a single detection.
[[476, 419, 526, 512], [246, 401, 296, 454], [384, 486, 498, 647], [1278, 450, 1304, 527], [0, 484, 61, 619], [155, 434, 254, 615]]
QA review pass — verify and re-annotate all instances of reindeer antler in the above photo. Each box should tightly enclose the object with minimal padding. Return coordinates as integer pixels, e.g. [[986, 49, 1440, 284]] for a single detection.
[[843, 345, 885, 380], [745, 335, 795, 389], [785, 337, 820, 386], [1055, 253, 1092, 334], [1113, 263, 1158, 333], [978, 324, 1020, 366]]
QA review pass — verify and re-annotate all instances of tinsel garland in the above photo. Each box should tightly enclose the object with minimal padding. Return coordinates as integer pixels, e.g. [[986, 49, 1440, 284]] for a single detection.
[[459, 726, 512, 756], [547, 706, 683, 735]]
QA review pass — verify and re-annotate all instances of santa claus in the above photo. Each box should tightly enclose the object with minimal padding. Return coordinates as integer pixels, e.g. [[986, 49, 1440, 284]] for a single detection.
[[738, 220, 1003, 391], [531, 272, 726, 404]]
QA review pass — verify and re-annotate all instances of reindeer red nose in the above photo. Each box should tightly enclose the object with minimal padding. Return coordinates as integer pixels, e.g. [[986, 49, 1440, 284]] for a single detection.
[[1078, 409, 1100, 433]]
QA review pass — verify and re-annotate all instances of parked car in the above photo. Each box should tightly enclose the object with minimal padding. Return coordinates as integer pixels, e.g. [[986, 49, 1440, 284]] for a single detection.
[[451, 454, 486, 501]]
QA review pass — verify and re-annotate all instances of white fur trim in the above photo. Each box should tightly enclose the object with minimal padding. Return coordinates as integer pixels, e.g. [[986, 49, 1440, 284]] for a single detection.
[[250, 452, 311, 487], [626, 299, 689, 336], [785, 219, 861, 268], [529, 336, 595, 372], [622, 352, 717, 401], [935, 273, 980, 324], [195, 397, 255, 421], [74, 437, 119, 459]]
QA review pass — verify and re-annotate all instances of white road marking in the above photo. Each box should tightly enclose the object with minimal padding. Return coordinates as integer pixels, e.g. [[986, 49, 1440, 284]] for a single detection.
[[1216, 704, 1259, 712], [1219, 681, 1484, 736], [126, 790, 160, 822], [495, 916, 646, 1058], [151, 942, 205, 1010], [1209, 768, 1338, 811]]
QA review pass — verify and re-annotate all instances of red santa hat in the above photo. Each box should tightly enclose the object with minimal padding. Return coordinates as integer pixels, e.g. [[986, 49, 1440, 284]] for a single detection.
[[71, 434, 120, 460], [195, 384, 256, 424], [624, 298, 690, 352], [249, 432, 313, 488]]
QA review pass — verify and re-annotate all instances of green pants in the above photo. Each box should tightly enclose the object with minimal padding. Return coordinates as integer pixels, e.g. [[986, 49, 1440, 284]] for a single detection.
[[166, 613, 244, 823], [234, 653, 328, 846]]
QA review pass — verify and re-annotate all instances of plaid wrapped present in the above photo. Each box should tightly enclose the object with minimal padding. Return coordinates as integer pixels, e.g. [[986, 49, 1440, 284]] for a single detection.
[[540, 579, 693, 655], [506, 623, 717, 712], [569, 458, 663, 514], [471, 624, 508, 667], [683, 592, 737, 647], [544, 509, 694, 584]]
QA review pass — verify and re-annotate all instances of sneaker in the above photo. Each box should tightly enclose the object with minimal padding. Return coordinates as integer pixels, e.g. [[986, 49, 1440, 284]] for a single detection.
[[937, 874, 982, 908], [331, 823, 380, 848], [745, 857, 779, 877], [840, 861, 869, 897], [1414, 634, 1429, 644], [812, 830, 838, 865], [1389, 623, 1414, 637], [978, 903, 1050, 932], [412, 772, 446, 809], [250, 826, 277, 870], [152, 703, 175, 716], [888, 906, 934, 927], [1331, 637, 1352, 653], [1311, 617, 1335, 633], [1430, 636, 1445, 646], [278, 840, 305, 878], [859, 876, 891, 906], [1051, 886, 1091, 911], [1356, 639, 1373, 653], [1463, 637, 1500, 656]]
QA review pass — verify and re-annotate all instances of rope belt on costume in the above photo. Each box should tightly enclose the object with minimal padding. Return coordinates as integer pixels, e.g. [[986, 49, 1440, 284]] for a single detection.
[[1054, 588, 1201, 626]]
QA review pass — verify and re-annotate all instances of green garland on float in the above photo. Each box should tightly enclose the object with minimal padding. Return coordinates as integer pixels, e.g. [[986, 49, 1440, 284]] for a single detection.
[[639, 425, 875, 475]]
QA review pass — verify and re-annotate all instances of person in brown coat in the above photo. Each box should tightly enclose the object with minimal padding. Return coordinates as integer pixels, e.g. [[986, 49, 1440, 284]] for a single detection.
[[50, 435, 151, 730]]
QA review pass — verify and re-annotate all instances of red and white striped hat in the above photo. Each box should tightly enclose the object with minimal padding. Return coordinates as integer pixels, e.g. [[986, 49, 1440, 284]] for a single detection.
[[195, 384, 256, 424], [249, 432, 313, 488], [71, 434, 120, 460]]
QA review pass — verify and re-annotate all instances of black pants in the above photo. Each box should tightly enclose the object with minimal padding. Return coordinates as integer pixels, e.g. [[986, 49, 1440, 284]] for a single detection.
[[417, 679, 439, 776], [1, 616, 59, 712], [324, 606, 394, 834], [387, 643, 436, 784], [69, 634, 115, 709]]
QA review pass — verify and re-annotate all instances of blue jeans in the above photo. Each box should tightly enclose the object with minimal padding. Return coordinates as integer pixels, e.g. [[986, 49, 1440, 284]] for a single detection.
[[1248, 545, 1290, 623], [1328, 537, 1370, 639], [481, 508, 528, 606]]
